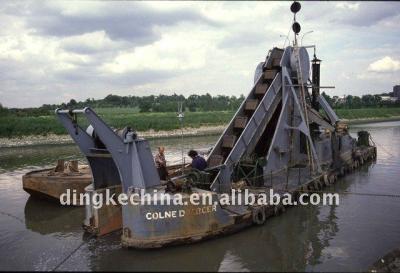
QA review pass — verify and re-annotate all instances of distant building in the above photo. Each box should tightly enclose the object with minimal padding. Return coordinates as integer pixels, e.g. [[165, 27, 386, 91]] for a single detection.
[[380, 96, 398, 102], [394, 85, 400, 99], [332, 95, 346, 104]]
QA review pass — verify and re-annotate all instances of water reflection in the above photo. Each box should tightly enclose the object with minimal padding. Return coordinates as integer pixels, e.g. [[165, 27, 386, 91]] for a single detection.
[[24, 197, 85, 236]]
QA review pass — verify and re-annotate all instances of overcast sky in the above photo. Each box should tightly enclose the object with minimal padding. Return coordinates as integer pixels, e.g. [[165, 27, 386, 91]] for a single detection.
[[1, 1, 400, 108]]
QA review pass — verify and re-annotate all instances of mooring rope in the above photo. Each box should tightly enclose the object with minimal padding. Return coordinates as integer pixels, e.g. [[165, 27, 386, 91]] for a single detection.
[[0, 208, 95, 271], [0, 210, 25, 224], [52, 234, 96, 272], [294, 189, 400, 199], [370, 135, 396, 157], [228, 164, 400, 199], [244, 180, 400, 199]]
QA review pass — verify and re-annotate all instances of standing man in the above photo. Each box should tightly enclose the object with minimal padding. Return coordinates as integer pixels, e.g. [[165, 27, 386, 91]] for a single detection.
[[154, 146, 168, 180], [188, 150, 207, 171]]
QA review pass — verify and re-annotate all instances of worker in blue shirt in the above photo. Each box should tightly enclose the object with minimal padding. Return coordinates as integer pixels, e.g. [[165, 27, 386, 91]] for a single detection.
[[188, 150, 207, 171]]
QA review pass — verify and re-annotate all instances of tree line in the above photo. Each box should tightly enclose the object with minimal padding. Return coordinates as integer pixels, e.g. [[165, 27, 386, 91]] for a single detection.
[[321, 91, 399, 109], [0, 93, 245, 117], [1, 91, 398, 118]]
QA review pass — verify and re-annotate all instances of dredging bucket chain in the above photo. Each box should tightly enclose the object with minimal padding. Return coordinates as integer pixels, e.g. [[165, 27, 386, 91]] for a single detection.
[[208, 49, 284, 191]]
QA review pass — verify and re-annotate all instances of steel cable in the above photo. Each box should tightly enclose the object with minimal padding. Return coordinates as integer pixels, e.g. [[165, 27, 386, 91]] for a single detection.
[[52, 234, 96, 271]]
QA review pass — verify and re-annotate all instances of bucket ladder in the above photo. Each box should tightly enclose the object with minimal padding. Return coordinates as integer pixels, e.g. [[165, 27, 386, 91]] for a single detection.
[[207, 48, 285, 192]]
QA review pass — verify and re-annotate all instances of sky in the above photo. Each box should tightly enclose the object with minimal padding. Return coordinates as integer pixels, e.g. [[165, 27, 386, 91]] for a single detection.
[[1, 1, 400, 108]]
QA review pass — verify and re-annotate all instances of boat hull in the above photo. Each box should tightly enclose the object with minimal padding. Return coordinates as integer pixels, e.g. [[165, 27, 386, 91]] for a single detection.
[[120, 146, 376, 248], [22, 167, 92, 205]]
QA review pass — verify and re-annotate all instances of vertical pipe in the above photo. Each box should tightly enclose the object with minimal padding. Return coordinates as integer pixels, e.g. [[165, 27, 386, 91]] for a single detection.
[[312, 55, 321, 111]]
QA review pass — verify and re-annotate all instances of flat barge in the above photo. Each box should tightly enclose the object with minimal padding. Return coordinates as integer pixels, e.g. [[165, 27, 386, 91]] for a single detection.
[[22, 160, 92, 203]]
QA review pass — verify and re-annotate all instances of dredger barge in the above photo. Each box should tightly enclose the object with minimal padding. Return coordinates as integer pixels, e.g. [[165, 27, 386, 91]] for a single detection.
[[22, 2, 376, 248], [23, 160, 92, 202]]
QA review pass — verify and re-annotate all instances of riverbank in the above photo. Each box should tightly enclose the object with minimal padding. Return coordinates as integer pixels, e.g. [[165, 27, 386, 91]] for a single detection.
[[1, 116, 400, 148], [2, 107, 400, 139], [346, 115, 400, 124], [0, 124, 226, 148]]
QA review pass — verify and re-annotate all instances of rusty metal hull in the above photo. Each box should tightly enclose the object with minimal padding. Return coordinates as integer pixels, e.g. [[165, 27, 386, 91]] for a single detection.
[[121, 189, 239, 248], [22, 166, 92, 204], [121, 218, 252, 249], [120, 146, 376, 249], [82, 184, 123, 236]]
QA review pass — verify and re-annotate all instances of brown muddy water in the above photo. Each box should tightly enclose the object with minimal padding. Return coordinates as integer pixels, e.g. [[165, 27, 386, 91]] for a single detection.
[[0, 122, 400, 271]]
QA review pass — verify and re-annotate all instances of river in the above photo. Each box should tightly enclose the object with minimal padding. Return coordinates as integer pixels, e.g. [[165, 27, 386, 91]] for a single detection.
[[0, 121, 399, 271]]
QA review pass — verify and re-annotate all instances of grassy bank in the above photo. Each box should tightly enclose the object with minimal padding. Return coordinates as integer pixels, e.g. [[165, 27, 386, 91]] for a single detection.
[[1, 107, 400, 138], [335, 108, 400, 120], [0, 108, 235, 138]]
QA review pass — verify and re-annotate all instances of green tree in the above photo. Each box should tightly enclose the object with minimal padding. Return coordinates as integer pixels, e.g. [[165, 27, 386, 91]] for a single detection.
[[362, 94, 375, 106], [67, 99, 77, 107], [345, 95, 354, 108], [0, 103, 8, 116], [353, 96, 362, 108]]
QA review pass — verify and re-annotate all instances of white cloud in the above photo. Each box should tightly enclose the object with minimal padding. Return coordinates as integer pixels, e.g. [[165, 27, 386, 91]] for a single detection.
[[1, 1, 400, 107], [368, 56, 400, 72], [336, 2, 360, 11], [60, 31, 125, 54], [45, 1, 111, 17], [100, 24, 218, 74], [0, 29, 91, 71]]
